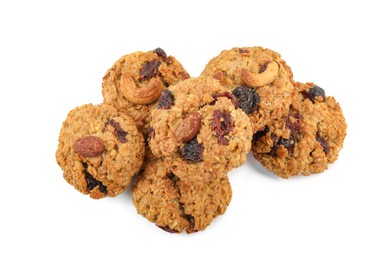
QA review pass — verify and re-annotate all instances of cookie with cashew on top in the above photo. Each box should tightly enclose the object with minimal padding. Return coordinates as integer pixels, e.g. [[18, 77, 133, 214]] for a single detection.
[[148, 76, 253, 182], [252, 82, 347, 178], [56, 104, 145, 199], [201, 46, 295, 133], [102, 48, 190, 136]]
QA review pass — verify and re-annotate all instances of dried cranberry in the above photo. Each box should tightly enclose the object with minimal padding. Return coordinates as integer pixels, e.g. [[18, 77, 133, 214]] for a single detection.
[[84, 169, 107, 194], [232, 86, 260, 114], [181, 138, 203, 162], [286, 112, 302, 136], [106, 119, 128, 143], [302, 85, 326, 102], [157, 89, 174, 109], [153, 47, 167, 60], [252, 126, 270, 145], [212, 110, 233, 145], [139, 59, 161, 81], [316, 133, 330, 154], [210, 92, 237, 108]]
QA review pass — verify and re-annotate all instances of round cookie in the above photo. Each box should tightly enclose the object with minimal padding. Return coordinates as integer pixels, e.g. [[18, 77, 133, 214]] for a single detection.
[[102, 48, 190, 135], [252, 82, 347, 178], [131, 150, 232, 234], [148, 77, 253, 182], [201, 46, 295, 133], [56, 104, 145, 199]]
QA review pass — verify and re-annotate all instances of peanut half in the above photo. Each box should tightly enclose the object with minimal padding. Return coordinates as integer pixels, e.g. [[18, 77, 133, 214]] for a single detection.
[[120, 72, 164, 105], [73, 136, 105, 157], [174, 112, 201, 142], [240, 61, 279, 87]]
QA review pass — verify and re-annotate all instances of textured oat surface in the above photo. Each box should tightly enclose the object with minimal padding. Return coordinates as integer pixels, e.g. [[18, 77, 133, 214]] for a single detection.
[[102, 48, 190, 135], [201, 46, 295, 132], [149, 77, 253, 181], [56, 104, 145, 199], [131, 150, 232, 233], [252, 82, 347, 178]]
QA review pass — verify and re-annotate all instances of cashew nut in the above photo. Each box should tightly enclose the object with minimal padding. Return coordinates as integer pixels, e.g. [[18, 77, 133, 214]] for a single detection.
[[240, 61, 279, 87], [120, 72, 164, 105]]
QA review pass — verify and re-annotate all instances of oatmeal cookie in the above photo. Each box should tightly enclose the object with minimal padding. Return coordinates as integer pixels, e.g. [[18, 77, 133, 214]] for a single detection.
[[102, 48, 190, 135], [131, 150, 232, 233], [252, 82, 347, 178], [56, 104, 145, 199], [148, 77, 253, 181], [201, 46, 295, 133]]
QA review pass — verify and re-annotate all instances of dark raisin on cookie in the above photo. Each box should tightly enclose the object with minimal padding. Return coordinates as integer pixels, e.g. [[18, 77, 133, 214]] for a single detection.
[[212, 110, 233, 145], [84, 167, 107, 194], [139, 59, 161, 81], [259, 61, 270, 74], [210, 92, 237, 108], [232, 86, 260, 114], [316, 132, 330, 154], [153, 47, 167, 60], [157, 225, 178, 233], [106, 119, 128, 143], [302, 85, 326, 102], [157, 89, 174, 109], [181, 138, 204, 162], [252, 126, 270, 145]]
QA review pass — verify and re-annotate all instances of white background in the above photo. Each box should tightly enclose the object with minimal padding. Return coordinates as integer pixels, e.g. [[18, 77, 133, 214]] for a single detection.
[[1, 0, 389, 259]]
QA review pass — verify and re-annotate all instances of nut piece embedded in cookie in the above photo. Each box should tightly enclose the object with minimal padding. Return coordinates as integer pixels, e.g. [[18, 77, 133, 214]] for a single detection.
[[73, 136, 105, 157], [173, 112, 201, 142]]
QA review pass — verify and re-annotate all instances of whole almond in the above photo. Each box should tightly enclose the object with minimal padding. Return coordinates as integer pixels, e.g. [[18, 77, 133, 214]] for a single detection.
[[73, 136, 105, 157], [174, 112, 201, 142]]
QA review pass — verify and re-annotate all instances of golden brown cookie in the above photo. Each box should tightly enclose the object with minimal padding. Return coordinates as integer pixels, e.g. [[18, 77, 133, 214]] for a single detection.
[[131, 150, 232, 234], [201, 46, 295, 133], [252, 82, 347, 178], [148, 77, 253, 182], [102, 48, 190, 135], [56, 104, 145, 199]]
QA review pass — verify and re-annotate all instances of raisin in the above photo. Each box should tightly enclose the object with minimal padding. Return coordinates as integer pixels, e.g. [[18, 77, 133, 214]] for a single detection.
[[210, 92, 237, 108], [139, 59, 161, 81], [259, 61, 270, 73], [153, 47, 167, 60], [157, 225, 178, 233], [302, 85, 326, 102], [106, 119, 128, 143], [84, 168, 107, 194], [238, 48, 250, 54], [252, 126, 270, 145], [316, 132, 330, 154], [212, 110, 233, 145], [157, 89, 174, 109], [278, 137, 294, 154], [181, 138, 203, 162], [147, 127, 154, 143], [232, 86, 260, 114]]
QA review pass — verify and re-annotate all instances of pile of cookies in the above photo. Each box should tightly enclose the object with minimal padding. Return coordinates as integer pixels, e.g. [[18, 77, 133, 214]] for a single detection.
[[56, 47, 347, 233]]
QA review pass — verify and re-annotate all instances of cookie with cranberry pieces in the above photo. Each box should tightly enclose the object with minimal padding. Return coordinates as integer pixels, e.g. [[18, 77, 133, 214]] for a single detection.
[[148, 77, 253, 182], [102, 48, 190, 136], [252, 82, 347, 178], [56, 104, 145, 199], [201, 46, 295, 133]]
